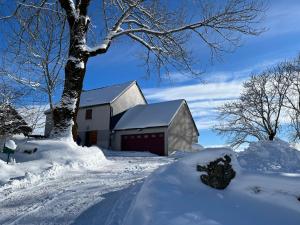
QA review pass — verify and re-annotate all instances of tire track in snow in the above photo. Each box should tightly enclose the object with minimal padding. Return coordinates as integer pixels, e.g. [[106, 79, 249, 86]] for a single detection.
[[0, 156, 173, 225]]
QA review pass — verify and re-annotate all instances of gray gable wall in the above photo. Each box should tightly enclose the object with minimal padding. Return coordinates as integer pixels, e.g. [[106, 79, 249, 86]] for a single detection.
[[167, 103, 199, 154], [111, 82, 147, 116]]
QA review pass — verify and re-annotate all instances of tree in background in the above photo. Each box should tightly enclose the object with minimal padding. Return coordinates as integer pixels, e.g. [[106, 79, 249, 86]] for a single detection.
[[283, 55, 300, 141], [0, 1, 67, 118], [0, 73, 47, 136], [215, 65, 291, 147], [1, 0, 266, 140], [0, 78, 32, 137]]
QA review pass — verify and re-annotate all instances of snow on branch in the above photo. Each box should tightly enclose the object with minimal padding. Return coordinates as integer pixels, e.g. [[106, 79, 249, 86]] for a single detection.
[[0, 70, 40, 89], [59, 0, 77, 23], [85, 0, 265, 77]]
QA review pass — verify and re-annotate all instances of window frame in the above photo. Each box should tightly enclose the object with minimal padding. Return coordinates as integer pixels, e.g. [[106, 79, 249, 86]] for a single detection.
[[85, 109, 93, 120]]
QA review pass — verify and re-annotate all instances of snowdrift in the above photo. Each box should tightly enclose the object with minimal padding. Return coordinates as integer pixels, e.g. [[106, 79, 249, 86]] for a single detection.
[[238, 139, 300, 173], [0, 139, 107, 185], [123, 148, 300, 225]]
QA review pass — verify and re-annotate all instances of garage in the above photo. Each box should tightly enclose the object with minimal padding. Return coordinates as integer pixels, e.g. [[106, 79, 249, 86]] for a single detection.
[[112, 100, 199, 156], [121, 132, 165, 156]]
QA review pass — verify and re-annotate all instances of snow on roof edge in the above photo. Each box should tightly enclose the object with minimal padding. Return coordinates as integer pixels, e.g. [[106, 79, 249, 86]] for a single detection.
[[44, 80, 137, 113], [113, 99, 186, 131]]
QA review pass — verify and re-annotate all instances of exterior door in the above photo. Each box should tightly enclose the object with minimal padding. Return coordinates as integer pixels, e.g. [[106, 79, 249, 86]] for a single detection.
[[121, 132, 165, 156], [85, 130, 98, 147]]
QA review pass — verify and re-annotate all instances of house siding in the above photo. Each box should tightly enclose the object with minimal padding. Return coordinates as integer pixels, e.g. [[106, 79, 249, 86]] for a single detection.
[[111, 83, 146, 116], [77, 104, 111, 148], [167, 104, 198, 154]]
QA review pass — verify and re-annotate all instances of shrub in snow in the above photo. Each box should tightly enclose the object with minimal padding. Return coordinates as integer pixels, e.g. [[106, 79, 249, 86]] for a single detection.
[[197, 155, 236, 189], [238, 139, 300, 173]]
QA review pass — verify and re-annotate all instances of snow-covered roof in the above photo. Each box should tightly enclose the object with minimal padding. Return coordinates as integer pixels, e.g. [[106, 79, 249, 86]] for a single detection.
[[45, 81, 137, 114], [113, 100, 185, 130], [80, 81, 136, 107]]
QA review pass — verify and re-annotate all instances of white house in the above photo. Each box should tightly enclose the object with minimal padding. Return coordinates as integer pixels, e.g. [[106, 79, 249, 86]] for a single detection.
[[45, 81, 199, 156]]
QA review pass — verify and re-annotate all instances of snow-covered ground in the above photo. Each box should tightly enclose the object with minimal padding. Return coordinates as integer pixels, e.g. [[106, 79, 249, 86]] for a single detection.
[[0, 139, 172, 225], [1, 138, 300, 225], [123, 147, 300, 225]]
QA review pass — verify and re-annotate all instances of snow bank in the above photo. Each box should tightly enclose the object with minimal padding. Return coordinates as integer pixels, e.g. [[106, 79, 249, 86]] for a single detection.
[[123, 148, 300, 225], [0, 139, 108, 185], [238, 139, 300, 173], [24, 139, 107, 167]]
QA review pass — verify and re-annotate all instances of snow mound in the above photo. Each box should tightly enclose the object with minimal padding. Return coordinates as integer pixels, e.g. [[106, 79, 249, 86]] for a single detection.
[[26, 139, 107, 168], [238, 139, 300, 173], [123, 148, 300, 225], [0, 139, 108, 185]]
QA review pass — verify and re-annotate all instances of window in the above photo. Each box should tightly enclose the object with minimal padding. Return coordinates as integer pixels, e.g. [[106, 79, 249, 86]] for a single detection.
[[85, 109, 92, 120]]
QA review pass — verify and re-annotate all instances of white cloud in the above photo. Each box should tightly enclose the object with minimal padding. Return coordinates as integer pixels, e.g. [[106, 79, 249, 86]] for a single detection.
[[204, 58, 284, 83], [144, 80, 244, 102], [144, 79, 244, 130], [144, 54, 293, 131], [262, 2, 300, 37], [194, 119, 219, 130], [160, 72, 201, 84]]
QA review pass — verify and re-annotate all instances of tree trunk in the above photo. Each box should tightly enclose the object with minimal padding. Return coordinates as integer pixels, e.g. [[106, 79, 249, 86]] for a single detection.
[[269, 132, 275, 141], [51, 16, 89, 140]]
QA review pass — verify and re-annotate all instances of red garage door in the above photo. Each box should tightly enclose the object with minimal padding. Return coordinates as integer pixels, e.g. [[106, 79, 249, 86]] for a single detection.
[[121, 133, 165, 156]]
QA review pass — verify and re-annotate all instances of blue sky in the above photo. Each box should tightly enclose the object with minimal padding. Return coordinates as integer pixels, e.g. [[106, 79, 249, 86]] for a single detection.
[[72, 1, 300, 147]]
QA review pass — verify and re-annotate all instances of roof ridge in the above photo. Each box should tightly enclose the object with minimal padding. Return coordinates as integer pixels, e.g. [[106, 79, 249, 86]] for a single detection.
[[127, 99, 184, 109], [82, 80, 136, 92], [110, 80, 137, 104], [113, 99, 187, 131], [146, 99, 185, 105]]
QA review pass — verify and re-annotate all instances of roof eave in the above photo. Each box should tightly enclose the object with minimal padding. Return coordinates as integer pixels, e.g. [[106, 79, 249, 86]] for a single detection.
[[113, 125, 168, 131]]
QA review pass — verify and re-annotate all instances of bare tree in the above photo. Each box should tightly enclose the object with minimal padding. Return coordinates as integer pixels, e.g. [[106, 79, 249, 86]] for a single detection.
[[0, 77, 24, 106], [0, 1, 67, 116], [283, 56, 300, 141], [1, 0, 265, 140], [215, 67, 290, 147]]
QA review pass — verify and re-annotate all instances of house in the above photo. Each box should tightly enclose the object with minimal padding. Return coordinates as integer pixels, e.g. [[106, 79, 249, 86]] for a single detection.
[[45, 81, 147, 146], [44, 81, 199, 156]]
